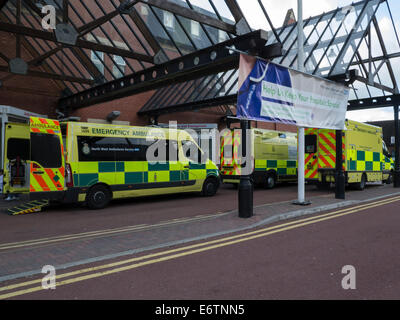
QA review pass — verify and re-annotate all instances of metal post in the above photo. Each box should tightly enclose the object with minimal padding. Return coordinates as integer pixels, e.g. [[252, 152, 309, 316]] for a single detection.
[[335, 130, 346, 199], [293, 0, 310, 206], [238, 119, 253, 218], [394, 105, 400, 188]]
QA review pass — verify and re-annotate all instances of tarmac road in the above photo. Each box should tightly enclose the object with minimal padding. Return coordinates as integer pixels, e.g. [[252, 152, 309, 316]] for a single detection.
[[2, 193, 400, 300], [0, 183, 326, 244]]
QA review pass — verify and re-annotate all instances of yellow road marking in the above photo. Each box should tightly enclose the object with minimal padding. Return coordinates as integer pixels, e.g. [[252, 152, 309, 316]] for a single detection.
[[0, 213, 225, 251], [0, 195, 399, 299]]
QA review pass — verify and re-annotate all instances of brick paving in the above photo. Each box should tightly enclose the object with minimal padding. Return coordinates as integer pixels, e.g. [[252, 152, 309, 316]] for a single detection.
[[0, 183, 399, 281]]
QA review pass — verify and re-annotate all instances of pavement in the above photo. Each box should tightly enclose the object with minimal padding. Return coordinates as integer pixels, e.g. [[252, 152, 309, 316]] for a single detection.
[[0, 182, 399, 287]]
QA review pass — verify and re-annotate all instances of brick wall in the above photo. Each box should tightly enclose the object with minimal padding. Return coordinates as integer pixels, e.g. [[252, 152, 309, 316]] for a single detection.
[[0, 31, 60, 117]]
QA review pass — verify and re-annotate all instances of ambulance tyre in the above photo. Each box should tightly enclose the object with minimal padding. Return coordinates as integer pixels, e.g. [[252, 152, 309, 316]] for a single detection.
[[356, 174, 367, 191], [264, 171, 277, 189], [202, 177, 219, 197], [86, 184, 111, 209]]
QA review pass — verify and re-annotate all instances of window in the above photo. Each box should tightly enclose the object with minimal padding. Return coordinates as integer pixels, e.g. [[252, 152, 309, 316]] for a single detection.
[[78, 136, 116, 162], [91, 51, 104, 75], [112, 55, 126, 79], [305, 135, 317, 154], [164, 11, 174, 29], [141, 5, 148, 16], [146, 139, 178, 162], [77, 136, 158, 162], [7, 138, 30, 161], [383, 140, 391, 158], [126, 138, 154, 162], [191, 20, 200, 37], [168, 140, 179, 162], [218, 30, 227, 43], [31, 133, 62, 168], [182, 140, 203, 164]]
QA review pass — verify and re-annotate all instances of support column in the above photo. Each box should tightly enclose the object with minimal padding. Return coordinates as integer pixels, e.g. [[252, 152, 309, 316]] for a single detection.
[[335, 130, 346, 199], [394, 105, 400, 188], [238, 119, 253, 218]]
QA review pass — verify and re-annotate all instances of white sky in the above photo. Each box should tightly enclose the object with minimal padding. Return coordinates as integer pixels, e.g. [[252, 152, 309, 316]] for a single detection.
[[199, 0, 400, 122], [261, 0, 400, 122]]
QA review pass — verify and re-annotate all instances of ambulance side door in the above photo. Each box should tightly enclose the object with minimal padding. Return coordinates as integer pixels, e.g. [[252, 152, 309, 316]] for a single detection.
[[3, 123, 31, 194]]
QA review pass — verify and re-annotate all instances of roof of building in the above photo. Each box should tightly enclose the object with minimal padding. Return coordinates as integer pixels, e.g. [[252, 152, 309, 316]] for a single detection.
[[1, 0, 399, 117]]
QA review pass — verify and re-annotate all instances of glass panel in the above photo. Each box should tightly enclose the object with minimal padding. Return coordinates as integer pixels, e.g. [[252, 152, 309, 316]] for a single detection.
[[7, 139, 30, 161], [31, 133, 62, 168], [152, 7, 195, 55], [209, 0, 234, 22], [178, 16, 212, 49], [91, 51, 104, 75], [112, 55, 126, 79]]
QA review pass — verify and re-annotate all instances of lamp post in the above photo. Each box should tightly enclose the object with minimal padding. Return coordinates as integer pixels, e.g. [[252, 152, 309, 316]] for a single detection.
[[394, 105, 400, 188], [294, 0, 310, 206]]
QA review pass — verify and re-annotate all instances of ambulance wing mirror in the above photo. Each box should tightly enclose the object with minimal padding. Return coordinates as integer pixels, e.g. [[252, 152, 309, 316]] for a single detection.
[[382, 141, 391, 158]]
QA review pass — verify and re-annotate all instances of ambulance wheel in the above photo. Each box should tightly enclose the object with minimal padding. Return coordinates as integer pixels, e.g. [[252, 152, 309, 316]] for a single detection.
[[264, 172, 277, 189], [202, 177, 219, 197], [86, 184, 111, 209], [356, 174, 367, 191]]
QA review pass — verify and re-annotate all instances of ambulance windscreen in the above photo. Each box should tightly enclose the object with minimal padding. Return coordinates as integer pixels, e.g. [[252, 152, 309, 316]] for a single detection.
[[305, 135, 317, 154]]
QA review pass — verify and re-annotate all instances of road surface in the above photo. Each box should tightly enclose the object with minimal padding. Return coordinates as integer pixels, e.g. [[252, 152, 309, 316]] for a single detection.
[[1, 194, 400, 300]]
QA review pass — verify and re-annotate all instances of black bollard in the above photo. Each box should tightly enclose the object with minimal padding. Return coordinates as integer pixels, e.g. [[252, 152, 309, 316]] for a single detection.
[[335, 130, 346, 199], [238, 119, 254, 218]]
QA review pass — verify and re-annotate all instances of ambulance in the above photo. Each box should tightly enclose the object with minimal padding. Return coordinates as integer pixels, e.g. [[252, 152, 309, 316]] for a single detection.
[[220, 128, 298, 188], [304, 119, 394, 190], [2, 117, 220, 212]]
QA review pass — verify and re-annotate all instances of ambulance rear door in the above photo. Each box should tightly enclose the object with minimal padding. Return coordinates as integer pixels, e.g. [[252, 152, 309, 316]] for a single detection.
[[29, 117, 65, 199]]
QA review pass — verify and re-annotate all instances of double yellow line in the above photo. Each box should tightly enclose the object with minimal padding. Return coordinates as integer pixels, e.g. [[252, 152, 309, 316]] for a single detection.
[[0, 213, 225, 252], [1, 195, 399, 300]]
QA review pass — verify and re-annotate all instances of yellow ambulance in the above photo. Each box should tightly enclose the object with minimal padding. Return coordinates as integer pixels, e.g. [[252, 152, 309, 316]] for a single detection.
[[304, 119, 394, 190], [3, 117, 220, 211], [220, 128, 298, 188]]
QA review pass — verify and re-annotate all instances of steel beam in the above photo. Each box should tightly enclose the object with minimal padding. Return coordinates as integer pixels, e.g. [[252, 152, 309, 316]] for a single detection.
[[137, 0, 236, 34], [116, 1, 162, 57], [354, 75, 396, 94], [0, 11, 66, 91], [0, 65, 94, 84], [58, 30, 269, 113], [0, 0, 8, 11], [0, 21, 154, 63], [347, 94, 400, 111], [139, 94, 237, 116], [77, 1, 138, 36]]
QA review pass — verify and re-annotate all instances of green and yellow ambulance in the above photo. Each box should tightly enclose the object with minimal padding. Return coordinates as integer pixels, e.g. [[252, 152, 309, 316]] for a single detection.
[[3, 117, 220, 211], [304, 119, 394, 190], [220, 128, 298, 188]]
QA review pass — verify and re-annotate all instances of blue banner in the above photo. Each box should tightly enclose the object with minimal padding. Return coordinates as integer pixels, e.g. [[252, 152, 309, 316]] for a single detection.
[[237, 56, 349, 130]]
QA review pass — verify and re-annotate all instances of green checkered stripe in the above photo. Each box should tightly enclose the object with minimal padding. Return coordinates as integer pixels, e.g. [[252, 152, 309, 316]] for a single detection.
[[347, 150, 387, 172], [254, 160, 297, 175], [71, 161, 218, 187]]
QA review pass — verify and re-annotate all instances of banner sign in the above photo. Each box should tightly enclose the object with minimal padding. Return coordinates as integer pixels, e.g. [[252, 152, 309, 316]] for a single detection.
[[237, 55, 350, 130]]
